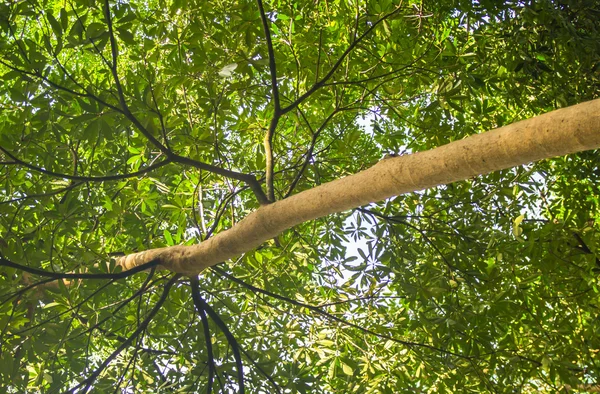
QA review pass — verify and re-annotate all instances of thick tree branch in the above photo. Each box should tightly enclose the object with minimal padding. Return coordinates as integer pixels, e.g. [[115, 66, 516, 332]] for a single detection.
[[563, 384, 600, 392], [115, 99, 600, 275]]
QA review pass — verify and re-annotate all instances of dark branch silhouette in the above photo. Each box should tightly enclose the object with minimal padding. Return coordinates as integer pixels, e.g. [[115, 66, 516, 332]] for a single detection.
[[256, 0, 281, 202], [190, 279, 216, 394], [280, 6, 403, 114], [68, 274, 180, 393], [0, 256, 160, 280], [190, 282, 245, 394], [0, 147, 171, 182], [212, 266, 467, 358]]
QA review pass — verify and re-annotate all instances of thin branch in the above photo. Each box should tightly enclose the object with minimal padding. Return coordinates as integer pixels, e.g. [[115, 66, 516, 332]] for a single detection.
[[263, 117, 278, 202], [0, 181, 83, 206], [0, 59, 122, 113], [68, 272, 161, 343], [256, 0, 280, 112], [571, 231, 600, 267], [169, 154, 269, 205], [68, 274, 180, 394], [205, 188, 240, 239], [0, 256, 160, 280], [192, 173, 209, 239], [190, 279, 216, 394], [256, 0, 282, 202], [114, 340, 142, 392], [280, 6, 403, 114], [147, 78, 171, 150], [317, 295, 406, 308], [201, 275, 281, 392], [152, 360, 174, 390], [320, 39, 436, 88], [212, 267, 466, 358], [315, 29, 323, 83], [0, 64, 268, 204], [237, 346, 282, 394], [0, 277, 56, 306], [6, 21, 29, 61], [193, 288, 245, 394], [285, 109, 339, 197], [8, 280, 115, 337], [0, 147, 171, 182], [101, 0, 170, 155], [104, 0, 267, 205], [71, 6, 112, 72], [4, 28, 267, 203]]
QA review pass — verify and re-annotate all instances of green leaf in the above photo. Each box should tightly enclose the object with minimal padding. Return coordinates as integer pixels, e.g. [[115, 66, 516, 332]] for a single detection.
[[341, 361, 353, 376], [117, 28, 135, 45], [46, 12, 62, 36], [86, 22, 105, 40], [218, 63, 237, 77], [513, 214, 525, 238], [163, 229, 174, 246]]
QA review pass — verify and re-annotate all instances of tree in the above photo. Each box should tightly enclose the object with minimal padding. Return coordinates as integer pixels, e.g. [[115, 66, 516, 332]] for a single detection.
[[0, 0, 599, 392]]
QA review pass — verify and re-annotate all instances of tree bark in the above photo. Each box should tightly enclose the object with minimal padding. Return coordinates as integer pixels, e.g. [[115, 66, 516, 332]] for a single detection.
[[117, 98, 600, 276]]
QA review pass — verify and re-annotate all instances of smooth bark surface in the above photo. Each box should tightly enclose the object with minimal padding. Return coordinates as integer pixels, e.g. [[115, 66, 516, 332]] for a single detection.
[[117, 98, 600, 275]]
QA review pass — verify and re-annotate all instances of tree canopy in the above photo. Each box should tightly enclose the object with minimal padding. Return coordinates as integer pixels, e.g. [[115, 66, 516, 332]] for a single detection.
[[1, 0, 599, 392]]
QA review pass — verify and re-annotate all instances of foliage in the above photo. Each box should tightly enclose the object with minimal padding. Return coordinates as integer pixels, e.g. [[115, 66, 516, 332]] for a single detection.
[[0, 0, 599, 392]]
